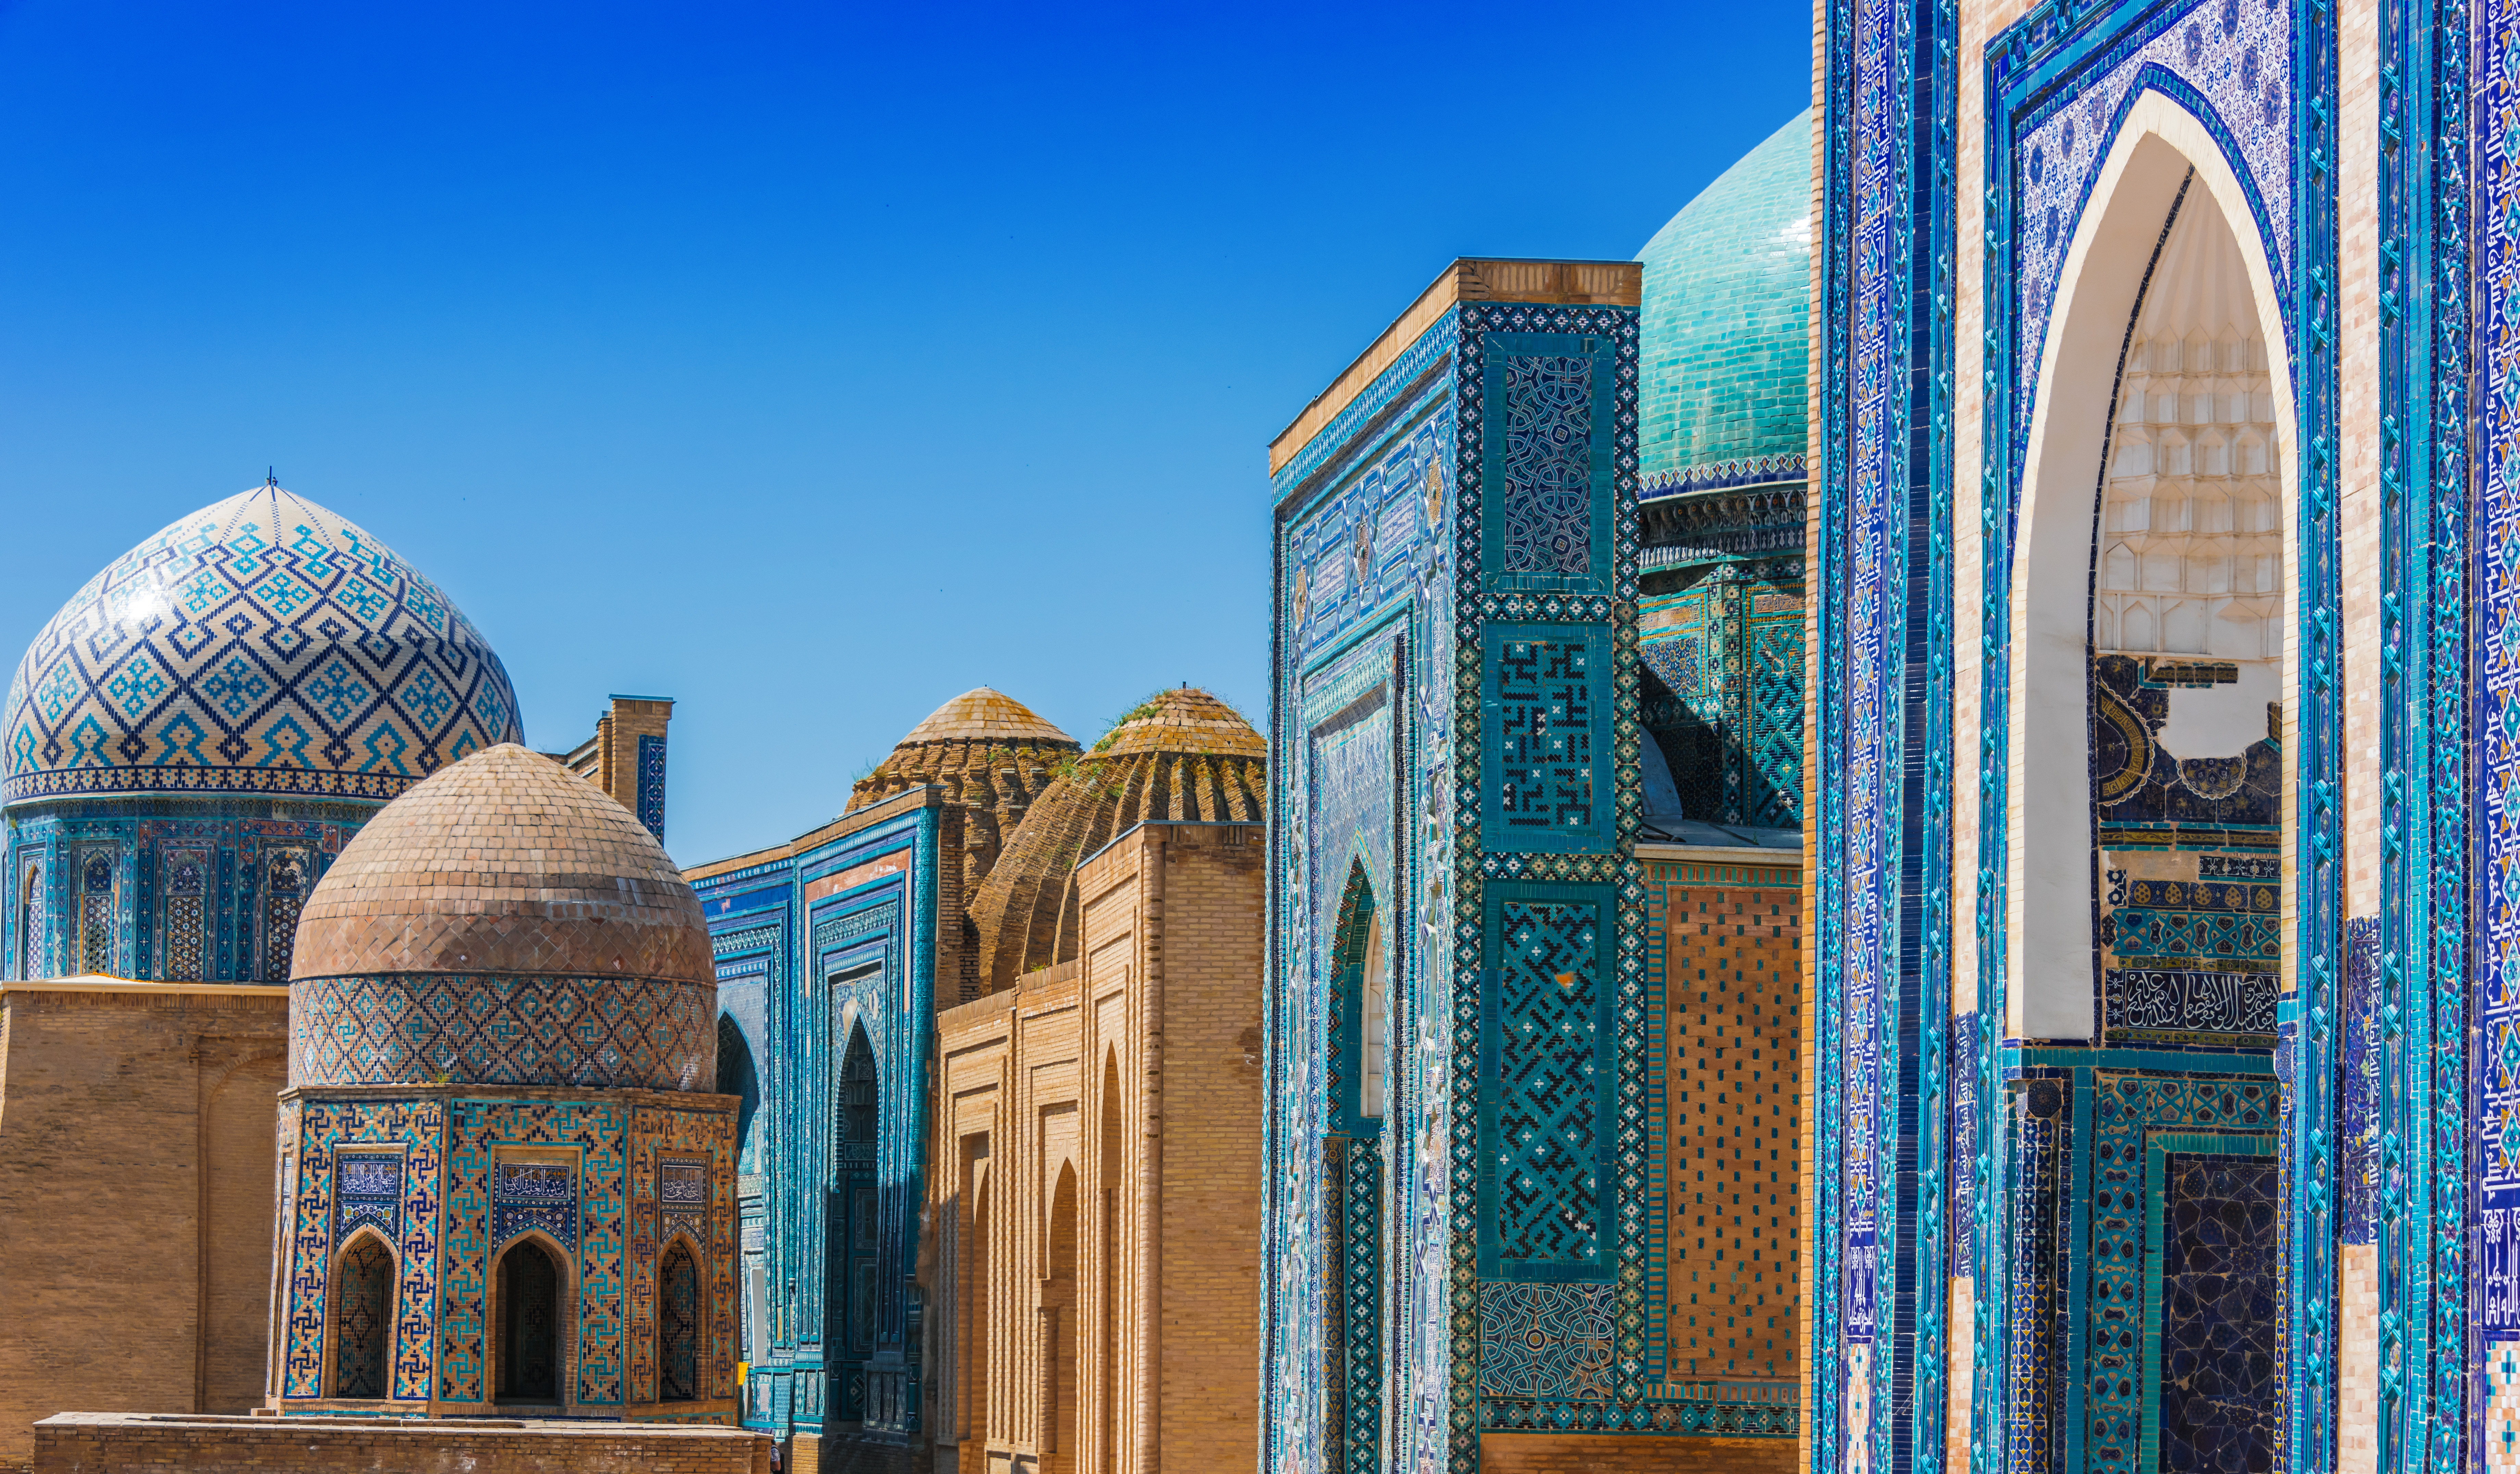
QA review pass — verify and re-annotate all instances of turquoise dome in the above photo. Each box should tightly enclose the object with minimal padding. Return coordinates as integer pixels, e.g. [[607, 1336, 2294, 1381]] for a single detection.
[[1636, 110, 1813, 496], [3, 486, 522, 804]]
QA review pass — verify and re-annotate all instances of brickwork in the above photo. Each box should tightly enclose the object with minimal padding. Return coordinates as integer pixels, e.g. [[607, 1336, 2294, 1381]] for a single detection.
[[0, 982, 289, 1472], [1658, 871, 1802, 1382], [926, 821, 1262, 1474], [1479, 1432, 1794, 1473], [32, 1411, 772, 1474]]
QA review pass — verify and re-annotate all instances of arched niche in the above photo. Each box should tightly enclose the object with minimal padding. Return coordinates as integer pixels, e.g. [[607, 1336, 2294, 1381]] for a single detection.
[[326, 1229, 396, 1400], [2008, 91, 2296, 1040]]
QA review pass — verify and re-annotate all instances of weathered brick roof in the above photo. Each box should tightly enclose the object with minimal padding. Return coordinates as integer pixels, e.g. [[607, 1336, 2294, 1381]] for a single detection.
[[291, 742, 712, 983]]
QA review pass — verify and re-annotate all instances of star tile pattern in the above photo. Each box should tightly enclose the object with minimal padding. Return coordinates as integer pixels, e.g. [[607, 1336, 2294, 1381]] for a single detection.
[[3, 486, 521, 803]]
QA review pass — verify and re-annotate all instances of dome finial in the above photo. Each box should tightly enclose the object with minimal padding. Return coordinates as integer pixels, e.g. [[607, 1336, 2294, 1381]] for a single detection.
[[265, 467, 277, 487]]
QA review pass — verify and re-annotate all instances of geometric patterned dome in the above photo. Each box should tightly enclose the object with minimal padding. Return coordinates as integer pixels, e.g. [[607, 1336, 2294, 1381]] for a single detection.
[[968, 686, 1265, 993], [1634, 110, 1813, 497], [287, 742, 715, 1091], [3, 484, 522, 805]]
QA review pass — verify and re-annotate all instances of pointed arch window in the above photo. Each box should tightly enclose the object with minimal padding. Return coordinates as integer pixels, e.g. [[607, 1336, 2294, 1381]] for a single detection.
[[16, 859, 42, 980], [329, 1235, 395, 1399], [77, 851, 114, 976], [263, 849, 309, 981], [659, 1241, 700, 1401]]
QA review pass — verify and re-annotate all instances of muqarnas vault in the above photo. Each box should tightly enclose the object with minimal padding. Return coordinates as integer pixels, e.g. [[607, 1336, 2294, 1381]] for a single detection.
[[271, 742, 738, 1420]]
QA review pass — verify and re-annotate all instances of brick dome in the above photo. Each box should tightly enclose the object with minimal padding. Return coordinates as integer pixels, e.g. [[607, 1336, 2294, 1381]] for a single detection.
[[969, 687, 1264, 993], [290, 741, 711, 984], [845, 686, 1080, 815]]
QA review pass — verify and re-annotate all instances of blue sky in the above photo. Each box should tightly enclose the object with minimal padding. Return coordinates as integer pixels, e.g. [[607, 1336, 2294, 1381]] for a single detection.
[[0, 0, 1810, 866]]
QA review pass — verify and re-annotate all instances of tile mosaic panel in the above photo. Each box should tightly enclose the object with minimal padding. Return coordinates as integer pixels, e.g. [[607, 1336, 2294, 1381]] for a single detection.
[[1480, 625, 1611, 853], [1476, 1281, 1613, 1400], [2153, 1151, 2280, 1474], [280, 1098, 444, 1403], [1484, 886, 1609, 1278], [436, 1099, 629, 1406], [7, 805, 359, 983], [2003, 1082, 2069, 1474], [1638, 567, 1804, 827], [1479, 332, 1615, 594], [2, 486, 522, 802], [2082, 1072, 2277, 1474], [292, 972, 717, 1091], [2006, 0, 2296, 441], [636, 734, 666, 839], [631, 1108, 739, 1406], [492, 1159, 577, 1248], [333, 1152, 402, 1242]]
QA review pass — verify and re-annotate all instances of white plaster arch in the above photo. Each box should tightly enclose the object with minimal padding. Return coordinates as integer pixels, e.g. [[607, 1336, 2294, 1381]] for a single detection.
[[2007, 88, 2297, 1039]]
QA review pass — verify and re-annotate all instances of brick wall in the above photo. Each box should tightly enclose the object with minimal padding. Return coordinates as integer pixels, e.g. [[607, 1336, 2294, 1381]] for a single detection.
[[923, 822, 1260, 1474], [1135, 827, 1262, 1467], [0, 984, 288, 1472], [32, 1411, 771, 1474], [1662, 879, 1802, 1383]]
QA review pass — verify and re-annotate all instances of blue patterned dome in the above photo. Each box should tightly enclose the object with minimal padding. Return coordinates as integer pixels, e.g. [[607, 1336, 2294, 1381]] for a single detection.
[[3, 486, 523, 804], [1636, 110, 1812, 497]]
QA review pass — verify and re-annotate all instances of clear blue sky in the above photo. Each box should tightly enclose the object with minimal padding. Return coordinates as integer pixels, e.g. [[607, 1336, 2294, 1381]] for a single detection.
[[0, 0, 1810, 866]]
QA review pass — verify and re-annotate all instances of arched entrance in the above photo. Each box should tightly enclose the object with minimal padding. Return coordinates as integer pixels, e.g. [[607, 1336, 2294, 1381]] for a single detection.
[[1045, 1161, 1079, 1474], [832, 1021, 880, 1422], [1321, 861, 1384, 1471], [2007, 96, 2294, 1472], [327, 1234, 394, 1400], [496, 1239, 563, 1404]]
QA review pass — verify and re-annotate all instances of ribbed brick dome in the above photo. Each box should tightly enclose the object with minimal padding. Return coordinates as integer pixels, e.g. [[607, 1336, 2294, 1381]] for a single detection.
[[290, 741, 711, 984], [846, 686, 1080, 815]]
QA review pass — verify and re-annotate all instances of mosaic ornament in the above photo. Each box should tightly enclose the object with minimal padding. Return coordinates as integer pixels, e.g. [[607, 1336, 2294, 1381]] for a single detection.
[[3, 486, 522, 803]]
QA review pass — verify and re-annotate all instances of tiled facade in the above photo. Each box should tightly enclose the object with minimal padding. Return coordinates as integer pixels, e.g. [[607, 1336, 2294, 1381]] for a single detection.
[[268, 746, 739, 1425], [1261, 240, 1817, 1474], [1811, 0, 2499, 1467], [685, 687, 1272, 1474]]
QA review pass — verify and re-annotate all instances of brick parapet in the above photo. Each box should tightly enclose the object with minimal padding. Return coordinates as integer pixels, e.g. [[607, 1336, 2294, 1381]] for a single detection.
[[31, 1411, 772, 1474]]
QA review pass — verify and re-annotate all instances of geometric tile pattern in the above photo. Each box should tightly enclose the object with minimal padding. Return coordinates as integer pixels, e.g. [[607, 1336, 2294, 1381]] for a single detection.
[[1484, 629, 1608, 850], [3, 486, 521, 803], [436, 1098, 629, 1407], [1490, 895, 1606, 1272], [279, 1098, 444, 1402], [1482, 333, 1615, 592], [1477, 1280, 1613, 1399], [637, 734, 667, 839], [1496, 353, 1597, 578], [291, 972, 717, 1091], [2156, 1153, 2280, 1474], [629, 1108, 737, 1408], [1268, 287, 1643, 1474], [2082, 1072, 2275, 1474]]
